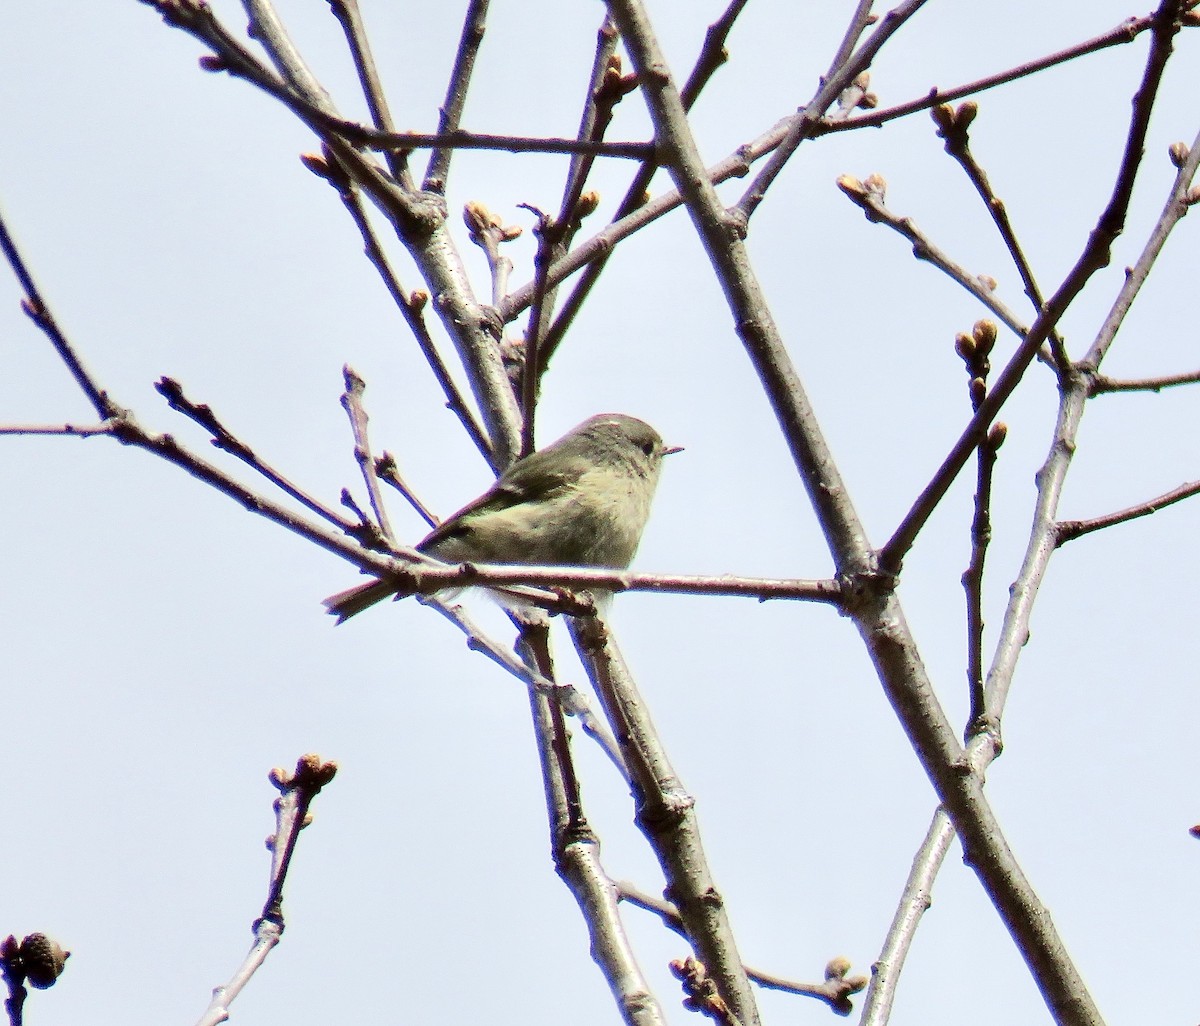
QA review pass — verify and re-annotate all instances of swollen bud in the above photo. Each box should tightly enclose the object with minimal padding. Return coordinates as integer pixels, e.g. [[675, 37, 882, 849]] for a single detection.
[[463, 200, 501, 237], [930, 103, 955, 134], [573, 191, 601, 221], [972, 319, 998, 358], [1169, 141, 1190, 169], [19, 934, 69, 990], [825, 956, 852, 980], [836, 175, 866, 199]]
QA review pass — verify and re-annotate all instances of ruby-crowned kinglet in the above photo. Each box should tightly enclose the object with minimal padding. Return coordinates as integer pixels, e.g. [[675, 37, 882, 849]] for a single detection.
[[324, 413, 679, 621]]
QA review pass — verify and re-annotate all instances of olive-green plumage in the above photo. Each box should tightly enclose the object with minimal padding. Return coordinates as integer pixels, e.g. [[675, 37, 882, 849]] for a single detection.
[[324, 414, 676, 622]]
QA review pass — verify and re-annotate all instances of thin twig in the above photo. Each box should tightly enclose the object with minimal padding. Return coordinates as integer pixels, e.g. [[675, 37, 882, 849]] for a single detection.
[[732, 0, 929, 225], [304, 153, 492, 461], [339, 366, 395, 542], [619, 883, 867, 1012], [0, 210, 120, 420], [953, 321, 1004, 730], [327, 562, 843, 602], [931, 102, 1070, 370], [422, 598, 627, 776], [0, 422, 113, 437], [518, 620, 666, 1026], [557, 17, 623, 240], [859, 810, 956, 1026], [424, 0, 490, 193], [1081, 133, 1200, 371], [834, 173, 1039, 350], [375, 452, 440, 530], [823, 0, 878, 79], [155, 376, 365, 538], [1090, 368, 1200, 393], [325, 0, 405, 183], [820, 14, 1157, 137], [881, 0, 1186, 573], [1056, 479, 1200, 546], [194, 755, 337, 1026], [530, 0, 753, 369], [517, 203, 554, 451], [570, 607, 759, 1026], [964, 426, 1004, 730], [383, 129, 655, 160]]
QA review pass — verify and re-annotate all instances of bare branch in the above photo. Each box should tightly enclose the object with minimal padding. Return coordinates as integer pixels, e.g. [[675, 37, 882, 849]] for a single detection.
[[303, 150, 493, 462], [328, 562, 843, 603], [521, 0, 753, 370], [620, 883, 867, 1012], [0, 422, 113, 437], [339, 366, 395, 541], [520, 619, 666, 1026], [324, 0, 404, 179], [1090, 368, 1200, 393], [834, 172, 1037, 347], [859, 811, 956, 1026], [0, 209, 120, 421], [1081, 132, 1200, 371], [571, 607, 759, 1026], [383, 129, 656, 161], [732, 0, 929, 225], [194, 755, 337, 1026], [155, 375, 364, 538], [1056, 479, 1200, 546], [881, 0, 1187, 573], [424, 0, 490, 193], [931, 101, 1070, 370], [375, 451, 440, 529], [822, 14, 1157, 136]]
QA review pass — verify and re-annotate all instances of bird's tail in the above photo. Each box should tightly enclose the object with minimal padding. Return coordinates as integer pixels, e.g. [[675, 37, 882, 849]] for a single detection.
[[322, 578, 398, 623]]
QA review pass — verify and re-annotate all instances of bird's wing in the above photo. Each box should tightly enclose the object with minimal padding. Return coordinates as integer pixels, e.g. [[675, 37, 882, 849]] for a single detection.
[[417, 446, 588, 551]]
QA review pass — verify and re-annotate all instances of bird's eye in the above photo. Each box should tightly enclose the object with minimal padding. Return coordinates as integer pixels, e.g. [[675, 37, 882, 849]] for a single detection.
[[641, 441, 656, 456]]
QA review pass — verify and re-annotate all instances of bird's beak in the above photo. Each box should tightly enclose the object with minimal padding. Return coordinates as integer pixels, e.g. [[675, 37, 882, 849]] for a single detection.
[[662, 445, 684, 456]]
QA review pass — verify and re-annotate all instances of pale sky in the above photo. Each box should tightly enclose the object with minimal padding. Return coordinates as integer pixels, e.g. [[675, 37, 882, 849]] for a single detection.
[[2, 3, 1199, 1024]]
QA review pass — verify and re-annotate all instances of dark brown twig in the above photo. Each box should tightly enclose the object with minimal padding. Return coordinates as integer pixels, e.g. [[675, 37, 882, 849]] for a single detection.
[[953, 322, 1005, 731], [834, 172, 1043, 354], [516, 202, 554, 451], [154, 376, 363, 537], [0, 210, 119, 421]]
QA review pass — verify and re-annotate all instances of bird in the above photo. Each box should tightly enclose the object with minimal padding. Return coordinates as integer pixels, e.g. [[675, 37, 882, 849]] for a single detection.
[[324, 413, 678, 622]]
